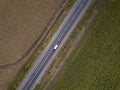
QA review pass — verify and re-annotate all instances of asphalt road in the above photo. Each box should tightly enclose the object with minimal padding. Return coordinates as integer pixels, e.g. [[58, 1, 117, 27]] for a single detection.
[[18, 0, 91, 90]]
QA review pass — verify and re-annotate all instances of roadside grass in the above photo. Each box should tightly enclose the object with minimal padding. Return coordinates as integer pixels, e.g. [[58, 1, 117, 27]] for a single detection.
[[53, 0, 120, 90]]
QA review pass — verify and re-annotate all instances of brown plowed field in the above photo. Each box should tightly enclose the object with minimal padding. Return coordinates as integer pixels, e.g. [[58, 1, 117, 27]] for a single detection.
[[0, 0, 62, 89], [0, 0, 61, 65]]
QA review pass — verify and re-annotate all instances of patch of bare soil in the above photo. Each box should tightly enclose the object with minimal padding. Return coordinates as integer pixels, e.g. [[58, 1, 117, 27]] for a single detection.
[[0, 0, 62, 89], [0, 0, 61, 65]]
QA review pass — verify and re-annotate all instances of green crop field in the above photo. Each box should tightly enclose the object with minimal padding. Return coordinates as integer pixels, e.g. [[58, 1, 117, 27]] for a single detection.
[[53, 0, 120, 90]]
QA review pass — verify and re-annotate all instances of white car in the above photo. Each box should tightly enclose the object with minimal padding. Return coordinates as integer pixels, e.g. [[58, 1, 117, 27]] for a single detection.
[[54, 45, 58, 50]]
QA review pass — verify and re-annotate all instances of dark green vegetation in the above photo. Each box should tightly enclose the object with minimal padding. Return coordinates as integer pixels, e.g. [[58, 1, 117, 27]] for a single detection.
[[53, 0, 120, 90]]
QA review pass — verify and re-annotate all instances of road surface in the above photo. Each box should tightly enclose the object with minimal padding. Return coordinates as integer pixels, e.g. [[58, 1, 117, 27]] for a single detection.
[[18, 0, 91, 90]]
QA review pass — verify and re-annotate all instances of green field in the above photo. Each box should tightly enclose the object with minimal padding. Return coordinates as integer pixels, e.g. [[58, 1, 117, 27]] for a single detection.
[[53, 0, 120, 90]]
